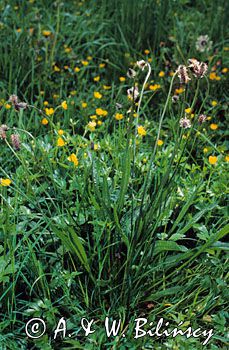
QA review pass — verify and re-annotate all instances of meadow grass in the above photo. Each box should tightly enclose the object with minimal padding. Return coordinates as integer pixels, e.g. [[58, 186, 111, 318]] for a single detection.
[[0, 0, 229, 349]]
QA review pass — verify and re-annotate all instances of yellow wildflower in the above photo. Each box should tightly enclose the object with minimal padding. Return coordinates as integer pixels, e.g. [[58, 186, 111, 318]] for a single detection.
[[81, 60, 89, 66], [57, 137, 66, 147], [68, 153, 79, 167], [54, 65, 60, 72], [210, 123, 218, 130], [149, 84, 161, 91], [203, 148, 208, 153], [225, 155, 229, 162], [175, 87, 185, 94], [119, 77, 126, 82], [211, 100, 218, 107], [94, 76, 100, 82], [97, 120, 102, 126], [64, 47, 72, 53], [137, 125, 147, 136], [185, 107, 192, 114], [144, 49, 150, 55], [157, 139, 163, 146], [115, 113, 124, 120], [99, 63, 106, 68], [43, 101, 49, 106], [45, 107, 54, 116], [88, 121, 96, 131], [103, 85, 111, 90], [94, 91, 102, 99], [0, 178, 12, 186], [41, 118, 49, 125], [58, 129, 64, 135], [5, 104, 11, 109], [208, 155, 217, 165], [96, 108, 108, 116], [159, 71, 165, 77], [81, 102, 87, 108], [61, 100, 68, 110], [222, 68, 228, 73], [42, 30, 52, 37], [74, 67, 80, 73]]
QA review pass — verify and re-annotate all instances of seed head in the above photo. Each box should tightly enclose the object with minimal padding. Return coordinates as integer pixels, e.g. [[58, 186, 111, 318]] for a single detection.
[[127, 68, 137, 78], [188, 59, 208, 78], [179, 117, 191, 129], [172, 95, 179, 103], [176, 65, 191, 84], [11, 134, 21, 150], [9, 94, 19, 104], [136, 60, 147, 71], [198, 114, 207, 124], [127, 86, 139, 101], [0, 124, 9, 139], [195, 35, 212, 53]]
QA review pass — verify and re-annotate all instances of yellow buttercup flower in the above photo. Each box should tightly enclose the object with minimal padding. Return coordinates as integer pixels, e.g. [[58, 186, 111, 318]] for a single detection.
[[43, 101, 49, 106], [210, 123, 218, 130], [97, 120, 102, 126], [87, 121, 96, 131], [57, 137, 66, 147], [115, 113, 124, 120], [208, 155, 217, 165], [159, 71, 165, 77], [185, 108, 192, 114], [81, 60, 89, 66], [119, 77, 126, 82], [42, 30, 52, 37], [68, 153, 79, 167], [103, 85, 111, 90], [225, 155, 229, 162], [81, 102, 87, 108], [99, 63, 106, 68], [0, 178, 12, 186], [54, 65, 60, 72], [5, 103, 11, 109], [58, 129, 64, 135], [64, 47, 72, 53], [149, 84, 161, 91], [61, 101, 68, 110], [96, 108, 107, 116], [157, 139, 163, 146], [137, 125, 147, 136], [211, 100, 218, 107], [45, 107, 54, 116], [144, 49, 150, 55], [94, 76, 100, 82], [90, 115, 97, 120], [222, 68, 228, 73], [203, 148, 208, 153], [94, 91, 102, 99], [74, 67, 80, 73], [41, 118, 49, 125]]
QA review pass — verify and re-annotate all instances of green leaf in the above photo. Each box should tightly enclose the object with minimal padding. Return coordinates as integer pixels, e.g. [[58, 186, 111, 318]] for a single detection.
[[154, 240, 188, 255]]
